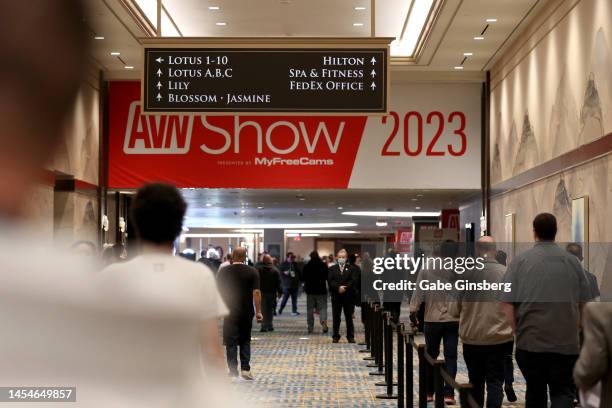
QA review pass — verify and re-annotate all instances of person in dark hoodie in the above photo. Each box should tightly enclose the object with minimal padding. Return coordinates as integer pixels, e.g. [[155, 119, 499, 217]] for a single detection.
[[302, 251, 329, 334], [256, 254, 281, 332]]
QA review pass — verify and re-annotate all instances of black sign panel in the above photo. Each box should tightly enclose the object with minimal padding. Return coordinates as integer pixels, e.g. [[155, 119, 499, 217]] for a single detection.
[[143, 48, 387, 113]]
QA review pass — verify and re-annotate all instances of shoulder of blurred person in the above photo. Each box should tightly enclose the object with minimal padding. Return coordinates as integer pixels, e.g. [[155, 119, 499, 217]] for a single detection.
[[574, 302, 612, 405]]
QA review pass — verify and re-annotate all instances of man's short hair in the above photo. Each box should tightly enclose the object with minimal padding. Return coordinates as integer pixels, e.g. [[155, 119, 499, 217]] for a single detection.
[[533, 213, 557, 241], [131, 183, 186, 244], [566, 243, 583, 261], [337, 249, 347, 257]]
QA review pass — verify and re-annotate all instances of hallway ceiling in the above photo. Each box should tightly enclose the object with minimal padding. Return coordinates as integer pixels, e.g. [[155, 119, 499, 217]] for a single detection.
[[178, 188, 479, 231], [86, 0, 549, 80]]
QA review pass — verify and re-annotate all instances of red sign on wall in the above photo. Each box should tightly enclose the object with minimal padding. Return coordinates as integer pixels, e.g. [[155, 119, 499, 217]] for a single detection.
[[108, 81, 366, 188], [108, 81, 481, 189]]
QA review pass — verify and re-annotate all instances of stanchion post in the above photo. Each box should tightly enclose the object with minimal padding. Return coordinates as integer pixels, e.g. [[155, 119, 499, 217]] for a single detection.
[[375, 311, 397, 400], [397, 324, 404, 408], [406, 335, 414, 408], [433, 360, 445, 408], [359, 302, 370, 349], [369, 305, 384, 375], [417, 344, 427, 408]]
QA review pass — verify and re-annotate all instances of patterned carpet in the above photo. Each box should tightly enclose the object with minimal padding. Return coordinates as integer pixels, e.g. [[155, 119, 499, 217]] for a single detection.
[[228, 296, 526, 407]]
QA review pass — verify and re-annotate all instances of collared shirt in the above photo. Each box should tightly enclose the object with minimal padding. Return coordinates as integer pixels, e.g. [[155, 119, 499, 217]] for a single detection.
[[501, 242, 592, 354]]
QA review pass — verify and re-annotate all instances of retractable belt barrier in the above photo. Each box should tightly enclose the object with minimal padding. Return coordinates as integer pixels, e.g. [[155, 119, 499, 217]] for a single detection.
[[361, 305, 480, 408]]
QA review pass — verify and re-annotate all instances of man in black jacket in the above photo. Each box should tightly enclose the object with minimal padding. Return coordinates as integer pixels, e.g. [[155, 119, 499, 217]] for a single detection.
[[302, 251, 329, 334], [256, 254, 281, 332], [279, 252, 301, 315], [328, 249, 358, 343]]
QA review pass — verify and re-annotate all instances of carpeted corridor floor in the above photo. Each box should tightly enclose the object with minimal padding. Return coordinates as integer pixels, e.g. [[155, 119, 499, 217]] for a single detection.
[[228, 296, 526, 407]]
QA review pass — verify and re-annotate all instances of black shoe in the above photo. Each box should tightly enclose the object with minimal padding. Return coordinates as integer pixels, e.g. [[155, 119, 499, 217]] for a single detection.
[[347, 338, 356, 343], [308, 328, 314, 334], [504, 385, 517, 402], [268, 327, 274, 332], [277, 308, 283, 315], [332, 338, 340, 343], [321, 322, 329, 333]]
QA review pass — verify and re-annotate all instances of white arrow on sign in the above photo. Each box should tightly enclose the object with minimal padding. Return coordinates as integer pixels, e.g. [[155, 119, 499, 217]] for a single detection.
[[156, 81, 162, 89], [370, 69, 376, 78], [370, 57, 377, 64], [155, 57, 164, 63], [370, 82, 376, 90], [156, 68, 162, 77], [156, 93, 162, 101]]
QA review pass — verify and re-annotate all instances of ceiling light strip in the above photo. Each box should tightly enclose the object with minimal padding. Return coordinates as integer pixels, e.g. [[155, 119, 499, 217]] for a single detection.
[[370, 0, 376, 37], [398, 0, 416, 40], [161, 4, 183, 36]]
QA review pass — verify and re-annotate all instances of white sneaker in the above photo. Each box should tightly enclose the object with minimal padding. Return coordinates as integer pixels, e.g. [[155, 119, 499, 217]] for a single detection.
[[240, 370, 255, 380]]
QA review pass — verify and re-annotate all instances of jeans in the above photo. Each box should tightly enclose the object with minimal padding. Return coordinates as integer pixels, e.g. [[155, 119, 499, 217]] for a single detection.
[[279, 287, 298, 313], [515, 349, 577, 408], [226, 342, 251, 374], [463, 342, 511, 408], [306, 294, 328, 330], [261, 293, 276, 330], [223, 317, 253, 374], [424, 321, 459, 397], [331, 295, 355, 340]]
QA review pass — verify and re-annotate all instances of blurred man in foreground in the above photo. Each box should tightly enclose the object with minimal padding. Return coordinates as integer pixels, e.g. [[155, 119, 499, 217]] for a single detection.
[[0, 1, 245, 406]]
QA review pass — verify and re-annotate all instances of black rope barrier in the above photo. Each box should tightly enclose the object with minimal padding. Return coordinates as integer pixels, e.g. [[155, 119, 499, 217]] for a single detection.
[[362, 313, 483, 408]]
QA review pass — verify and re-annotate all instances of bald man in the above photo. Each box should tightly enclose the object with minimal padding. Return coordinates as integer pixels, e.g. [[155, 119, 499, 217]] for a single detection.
[[452, 236, 514, 407], [216, 247, 262, 380]]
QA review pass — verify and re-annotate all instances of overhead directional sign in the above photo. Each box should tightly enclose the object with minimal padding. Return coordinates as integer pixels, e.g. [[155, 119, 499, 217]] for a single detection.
[[142, 47, 388, 113]]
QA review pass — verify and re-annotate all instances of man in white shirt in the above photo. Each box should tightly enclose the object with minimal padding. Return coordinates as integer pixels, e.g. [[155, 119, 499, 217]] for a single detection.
[[101, 183, 229, 373]]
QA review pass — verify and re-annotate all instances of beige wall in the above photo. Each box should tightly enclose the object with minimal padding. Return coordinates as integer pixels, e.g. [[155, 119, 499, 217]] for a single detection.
[[490, 0, 612, 183], [489, 0, 612, 283], [25, 68, 101, 245]]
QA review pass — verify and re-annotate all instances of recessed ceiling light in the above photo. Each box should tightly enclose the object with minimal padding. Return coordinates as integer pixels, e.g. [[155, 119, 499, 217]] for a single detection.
[[354, 6, 366, 10], [417, 194, 424, 197], [353, 22, 364, 26], [110, 51, 120, 56], [124, 65, 134, 70], [205, 202, 212, 207], [216, 22, 227, 26], [94, 36, 104, 40], [415, 206, 421, 210], [208, 6, 220, 10], [337, 206, 344, 210], [376, 220, 388, 227], [240, 209, 246, 214], [257, 206, 264, 209], [474, 36, 485, 40], [463, 52, 473, 56], [411, 198, 418, 201], [454, 66, 464, 70], [486, 18, 497, 22], [299, 197, 306, 201]]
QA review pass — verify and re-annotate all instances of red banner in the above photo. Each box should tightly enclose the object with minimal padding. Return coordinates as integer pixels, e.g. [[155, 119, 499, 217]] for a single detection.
[[108, 81, 366, 188]]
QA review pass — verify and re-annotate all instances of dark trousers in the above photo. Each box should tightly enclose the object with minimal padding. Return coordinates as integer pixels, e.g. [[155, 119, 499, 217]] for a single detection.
[[424, 321, 459, 397], [515, 349, 577, 408], [261, 293, 276, 330], [223, 317, 253, 374], [279, 287, 298, 313], [503, 340, 514, 387], [463, 342, 511, 408], [331, 295, 355, 340]]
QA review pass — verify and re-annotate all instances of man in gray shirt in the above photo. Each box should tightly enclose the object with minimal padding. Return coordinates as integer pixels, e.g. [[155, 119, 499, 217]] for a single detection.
[[501, 213, 592, 407]]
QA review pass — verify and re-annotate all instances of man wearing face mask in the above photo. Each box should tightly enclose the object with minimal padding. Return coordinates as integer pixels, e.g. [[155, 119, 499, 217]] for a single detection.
[[328, 249, 358, 343]]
